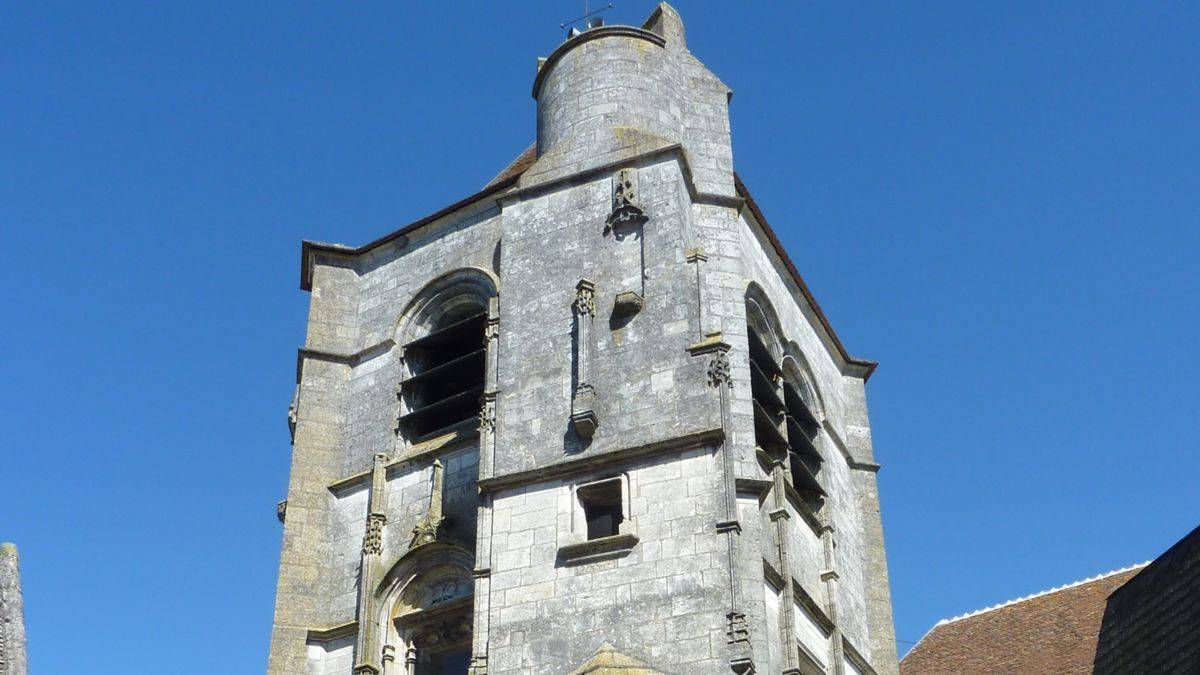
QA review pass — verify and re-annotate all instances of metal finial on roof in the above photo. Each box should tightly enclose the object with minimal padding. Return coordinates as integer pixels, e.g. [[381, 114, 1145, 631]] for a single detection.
[[559, 1, 614, 36]]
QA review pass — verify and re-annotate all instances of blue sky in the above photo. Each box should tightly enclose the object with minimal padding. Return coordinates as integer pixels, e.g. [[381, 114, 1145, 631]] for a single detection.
[[1, 1, 1196, 671]]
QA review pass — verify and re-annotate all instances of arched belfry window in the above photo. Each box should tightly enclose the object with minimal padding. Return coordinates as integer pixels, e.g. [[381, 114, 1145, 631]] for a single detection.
[[783, 355, 825, 509], [746, 290, 826, 508], [395, 270, 496, 442]]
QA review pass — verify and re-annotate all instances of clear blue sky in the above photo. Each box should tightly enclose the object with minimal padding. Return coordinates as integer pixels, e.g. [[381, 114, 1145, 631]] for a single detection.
[[1, 2, 1196, 671]]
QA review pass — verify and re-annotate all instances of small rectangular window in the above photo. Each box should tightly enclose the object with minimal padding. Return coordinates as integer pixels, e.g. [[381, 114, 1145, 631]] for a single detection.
[[577, 478, 623, 540]]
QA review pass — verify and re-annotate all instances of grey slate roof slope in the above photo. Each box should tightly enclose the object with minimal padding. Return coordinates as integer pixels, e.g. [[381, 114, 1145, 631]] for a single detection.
[[1093, 523, 1200, 674]]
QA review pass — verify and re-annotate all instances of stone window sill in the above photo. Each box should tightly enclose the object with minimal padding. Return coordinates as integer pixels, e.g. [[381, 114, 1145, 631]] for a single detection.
[[556, 533, 639, 566]]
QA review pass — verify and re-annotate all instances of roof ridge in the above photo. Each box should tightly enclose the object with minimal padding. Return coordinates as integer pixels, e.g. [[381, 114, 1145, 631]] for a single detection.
[[933, 562, 1150, 629]]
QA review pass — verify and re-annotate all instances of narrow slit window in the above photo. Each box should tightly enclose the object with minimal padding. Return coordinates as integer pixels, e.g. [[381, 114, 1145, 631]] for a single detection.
[[577, 479, 623, 540]]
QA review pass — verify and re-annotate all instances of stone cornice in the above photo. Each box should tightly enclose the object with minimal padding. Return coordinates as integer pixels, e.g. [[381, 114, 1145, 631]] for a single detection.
[[295, 339, 394, 382], [531, 26, 666, 100], [734, 174, 877, 380], [328, 424, 480, 495], [306, 620, 357, 642], [477, 428, 723, 493]]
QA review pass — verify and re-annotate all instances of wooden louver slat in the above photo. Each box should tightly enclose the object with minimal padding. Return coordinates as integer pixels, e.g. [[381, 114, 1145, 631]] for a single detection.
[[752, 399, 789, 451], [404, 312, 486, 350], [749, 360, 785, 410], [400, 348, 486, 387]]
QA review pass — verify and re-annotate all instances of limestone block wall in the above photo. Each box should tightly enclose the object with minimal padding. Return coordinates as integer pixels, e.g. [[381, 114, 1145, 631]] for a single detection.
[[494, 157, 720, 478], [483, 447, 728, 674], [731, 206, 898, 672], [0, 543, 27, 675], [271, 6, 898, 674], [530, 5, 734, 198]]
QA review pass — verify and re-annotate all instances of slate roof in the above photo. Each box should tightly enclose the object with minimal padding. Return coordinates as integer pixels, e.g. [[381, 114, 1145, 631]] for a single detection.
[[484, 143, 537, 188], [1093, 524, 1200, 674], [900, 564, 1146, 675]]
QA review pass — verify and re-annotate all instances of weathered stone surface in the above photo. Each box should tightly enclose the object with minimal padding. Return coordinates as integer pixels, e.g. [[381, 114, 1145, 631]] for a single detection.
[[269, 4, 898, 674], [0, 543, 27, 675]]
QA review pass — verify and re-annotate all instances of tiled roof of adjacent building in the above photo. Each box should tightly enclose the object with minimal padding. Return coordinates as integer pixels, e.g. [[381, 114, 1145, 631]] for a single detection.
[[1094, 524, 1200, 674], [900, 564, 1147, 675]]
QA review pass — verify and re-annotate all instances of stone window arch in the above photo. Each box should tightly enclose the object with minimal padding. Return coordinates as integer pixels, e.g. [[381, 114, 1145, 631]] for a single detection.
[[782, 348, 826, 509], [375, 545, 475, 675], [745, 286, 789, 467], [394, 268, 498, 445]]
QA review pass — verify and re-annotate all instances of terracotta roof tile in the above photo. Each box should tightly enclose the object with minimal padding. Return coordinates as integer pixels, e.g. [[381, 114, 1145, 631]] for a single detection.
[[900, 565, 1145, 675]]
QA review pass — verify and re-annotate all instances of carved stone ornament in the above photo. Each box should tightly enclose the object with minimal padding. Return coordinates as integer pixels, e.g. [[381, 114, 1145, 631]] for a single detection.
[[726, 610, 751, 645], [287, 386, 299, 441], [707, 351, 732, 389], [411, 618, 472, 651], [605, 168, 648, 234], [727, 611, 756, 675], [479, 397, 496, 434], [573, 280, 596, 317], [409, 518, 443, 549], [570, 383, 599, 439], [612, 290, 644, 319], [409, 460, 446, 550], [362, 513, 386, 555]]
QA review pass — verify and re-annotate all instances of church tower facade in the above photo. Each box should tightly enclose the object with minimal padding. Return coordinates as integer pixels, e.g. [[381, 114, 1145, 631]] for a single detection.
[[269, 5, 898, 674]]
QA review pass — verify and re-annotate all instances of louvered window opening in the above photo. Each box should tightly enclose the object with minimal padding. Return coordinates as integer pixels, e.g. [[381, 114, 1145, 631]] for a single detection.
[[397, 312, 487, 439], [748, 329, 824, 502]]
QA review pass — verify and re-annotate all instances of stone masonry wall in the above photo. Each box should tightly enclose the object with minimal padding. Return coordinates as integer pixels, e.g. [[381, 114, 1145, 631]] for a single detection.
[[269, 5, 897, 674], [484, 447, 728, 674]]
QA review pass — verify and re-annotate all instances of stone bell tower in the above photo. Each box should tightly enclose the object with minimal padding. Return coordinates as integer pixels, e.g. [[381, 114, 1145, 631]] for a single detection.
[[269, 4, 899, 674]]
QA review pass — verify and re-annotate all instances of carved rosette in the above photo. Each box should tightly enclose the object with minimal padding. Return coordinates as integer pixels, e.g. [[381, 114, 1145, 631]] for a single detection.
[[362, 513, 386, 555], [707, 351, 732, 389]]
